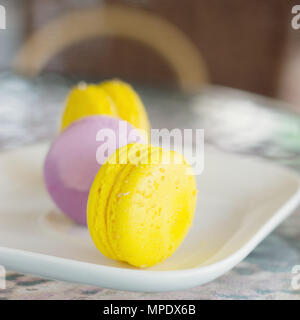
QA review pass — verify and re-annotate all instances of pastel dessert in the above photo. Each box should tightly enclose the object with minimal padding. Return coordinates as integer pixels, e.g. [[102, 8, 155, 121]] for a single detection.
[[60, 84, 118, 132], [44, 116, 144, 225], [100, 80, 150, 134], [60, 79, 150, 135], [87, 143, 197, 268]]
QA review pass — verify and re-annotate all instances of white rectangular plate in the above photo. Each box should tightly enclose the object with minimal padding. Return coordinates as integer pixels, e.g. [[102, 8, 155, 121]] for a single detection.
[[0, 143, 299, 292]]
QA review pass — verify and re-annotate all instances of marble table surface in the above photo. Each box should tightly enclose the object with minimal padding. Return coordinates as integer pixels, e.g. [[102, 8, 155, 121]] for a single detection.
[[0, 73, 300, 300]]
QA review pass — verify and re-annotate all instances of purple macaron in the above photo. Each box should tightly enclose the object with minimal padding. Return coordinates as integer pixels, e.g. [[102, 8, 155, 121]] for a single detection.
[[44, 116, 145, 225]]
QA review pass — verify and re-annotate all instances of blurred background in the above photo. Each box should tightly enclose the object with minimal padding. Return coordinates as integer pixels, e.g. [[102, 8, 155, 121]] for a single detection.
[[0, 0, 300, 162], [2, 0, 300, 300], [0, 0, 299, 104]]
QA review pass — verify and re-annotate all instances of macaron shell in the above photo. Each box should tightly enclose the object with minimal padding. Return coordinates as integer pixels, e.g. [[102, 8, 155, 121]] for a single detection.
[[108, 148, 197, 268], [87, 144, 136, 260], [87, 162, 123, 259], [100, 80, 151, 134], [60, 85, 118, 131], [44, 116, 144, 225], [87, 144, 151, 260]]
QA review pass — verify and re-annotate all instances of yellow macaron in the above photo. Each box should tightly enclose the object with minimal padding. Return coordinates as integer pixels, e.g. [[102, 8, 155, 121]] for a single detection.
[[87, 143, 197, 268], [99, 79, 150, 134], [60, 84, 118, 131], [60, 80, 150, 134]]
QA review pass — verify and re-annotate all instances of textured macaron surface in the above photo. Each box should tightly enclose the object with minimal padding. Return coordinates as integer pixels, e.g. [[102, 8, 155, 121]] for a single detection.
[[87, 144, 197, 268], [44, 116, 144, 225], [61, 80, 150, 134]]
